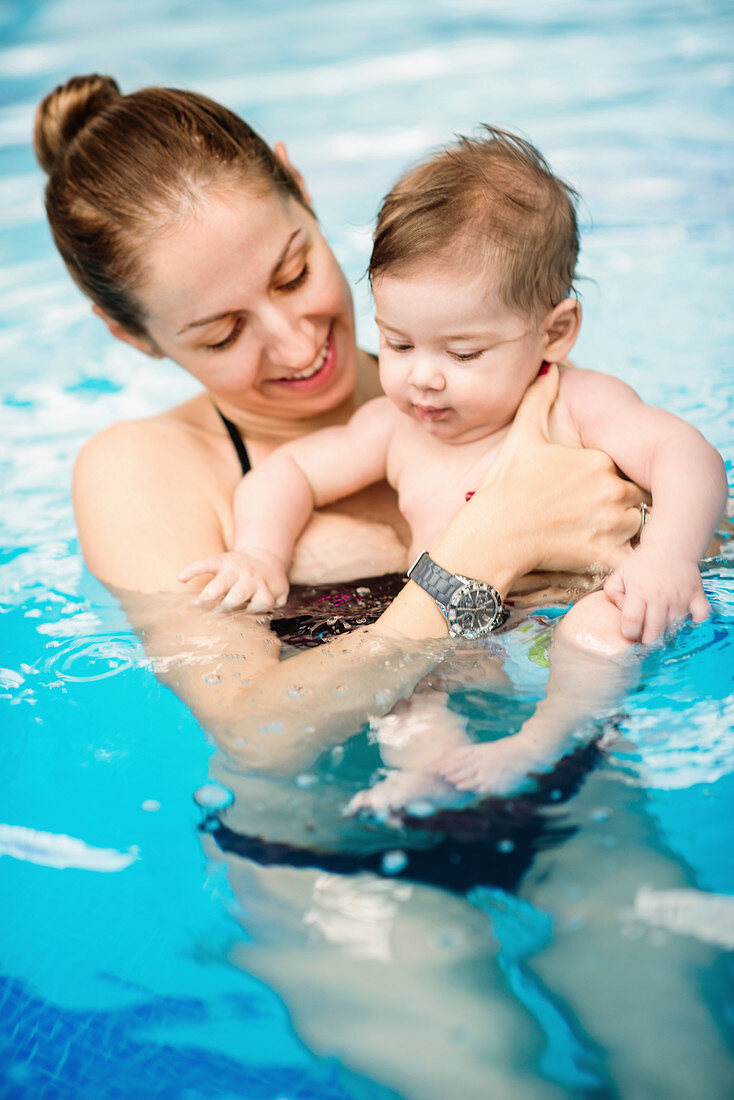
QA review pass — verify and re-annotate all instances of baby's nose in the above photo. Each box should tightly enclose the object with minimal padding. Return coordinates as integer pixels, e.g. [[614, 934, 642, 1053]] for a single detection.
[[409, 356, 446, 391]]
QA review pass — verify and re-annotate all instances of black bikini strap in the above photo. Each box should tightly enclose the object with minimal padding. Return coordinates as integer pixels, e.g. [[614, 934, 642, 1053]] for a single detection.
[[215, 407, 251, 476]]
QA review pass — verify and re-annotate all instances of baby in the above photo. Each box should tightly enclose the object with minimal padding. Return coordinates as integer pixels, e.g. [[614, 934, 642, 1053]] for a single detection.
[[181, 127, 727, 806]]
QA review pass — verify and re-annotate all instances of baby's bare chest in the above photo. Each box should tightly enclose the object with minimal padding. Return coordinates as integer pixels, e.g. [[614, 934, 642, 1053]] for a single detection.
[[389, 432, 502, 553], [389, 398, 582, 554]]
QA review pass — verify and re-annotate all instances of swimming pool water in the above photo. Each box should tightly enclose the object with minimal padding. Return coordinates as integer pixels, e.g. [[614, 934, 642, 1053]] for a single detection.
[[1, 2, 733, 1097]]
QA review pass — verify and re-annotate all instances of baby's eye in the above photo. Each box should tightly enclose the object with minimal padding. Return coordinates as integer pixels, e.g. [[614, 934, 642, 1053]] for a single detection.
[[448, 349, 485, 362], [385, 340, 414, 353]]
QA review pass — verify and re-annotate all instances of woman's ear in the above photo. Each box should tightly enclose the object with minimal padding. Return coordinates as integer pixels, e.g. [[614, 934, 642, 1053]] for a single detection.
[[542, 298, 582, 364], [274, 140, 312, 208], [91, 305, 164, 358]]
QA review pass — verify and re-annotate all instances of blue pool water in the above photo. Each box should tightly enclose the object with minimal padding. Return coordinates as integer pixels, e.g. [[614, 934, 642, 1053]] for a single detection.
[[1, 2, 733, 1097]]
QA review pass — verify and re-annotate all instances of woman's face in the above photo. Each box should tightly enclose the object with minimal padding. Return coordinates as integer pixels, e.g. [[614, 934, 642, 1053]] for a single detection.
[[136, 182, 358, 420]]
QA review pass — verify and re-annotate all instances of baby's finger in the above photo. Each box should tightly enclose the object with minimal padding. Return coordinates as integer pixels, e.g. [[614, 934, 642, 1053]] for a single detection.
[[620, 593, 646, 642], [178, 558, 220, 582], [271, 578, 290, 607], [219, 579, 255, 613], [603, 570, 626, 610], [689, 592, 711, 623], [248, 583, 277, 613], [641, 604, 667, 646], [195, 572, 235, 607]]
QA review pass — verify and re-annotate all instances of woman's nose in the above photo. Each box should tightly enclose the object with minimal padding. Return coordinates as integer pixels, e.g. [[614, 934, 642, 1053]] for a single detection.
[[262, 307, 318, 372], [409, 354, 446, 392]]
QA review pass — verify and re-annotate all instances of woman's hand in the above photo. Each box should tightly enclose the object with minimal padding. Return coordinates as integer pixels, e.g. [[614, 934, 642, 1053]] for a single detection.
[[434, 365, 646, 584]]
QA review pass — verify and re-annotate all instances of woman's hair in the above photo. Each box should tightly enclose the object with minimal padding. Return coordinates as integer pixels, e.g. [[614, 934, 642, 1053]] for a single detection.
[[34, 75, 309, 337], [369, 126, 579, 319]]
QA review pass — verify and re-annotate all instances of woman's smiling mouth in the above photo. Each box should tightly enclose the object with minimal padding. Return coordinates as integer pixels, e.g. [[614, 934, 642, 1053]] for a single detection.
[[270, 327, 336, 392]]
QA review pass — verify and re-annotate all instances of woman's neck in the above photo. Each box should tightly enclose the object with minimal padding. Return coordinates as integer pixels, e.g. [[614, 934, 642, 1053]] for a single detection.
[[213, 349, 381, 444]]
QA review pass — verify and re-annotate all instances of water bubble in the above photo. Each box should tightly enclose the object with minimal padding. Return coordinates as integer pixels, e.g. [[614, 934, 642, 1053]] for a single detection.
[[204, 672, 221, 685], [193, 783, 233, 810], [497, 839, 515, 854], [141, 799, 161, 813], [405, 799, 435, 818], [295, 773, 317, 789], [334, 684, 348, 696], [381, 849, 408, 875], [356, 587, 371, 596], [550, 789, 563, 801], [286, 684, 305, 699], [375, 688, 392, 708], [258, 720, 283, 734], [330, 745, 345, 765], [591, 806, 612, 822]]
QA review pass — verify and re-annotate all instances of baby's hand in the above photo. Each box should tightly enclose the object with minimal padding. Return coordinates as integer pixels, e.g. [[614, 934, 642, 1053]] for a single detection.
[[603, 543, 710, 645], [178, 550, 289, 613]]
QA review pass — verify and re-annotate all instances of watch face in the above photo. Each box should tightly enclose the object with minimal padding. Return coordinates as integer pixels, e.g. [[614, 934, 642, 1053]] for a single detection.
[[446, 580, 504, 639]]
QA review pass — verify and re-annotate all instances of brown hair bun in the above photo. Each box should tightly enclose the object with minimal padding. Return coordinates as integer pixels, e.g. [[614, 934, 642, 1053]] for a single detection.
[[33, 74, 121, 175]]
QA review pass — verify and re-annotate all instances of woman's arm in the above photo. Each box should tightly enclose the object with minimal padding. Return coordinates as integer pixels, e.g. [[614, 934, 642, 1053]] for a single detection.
[[203, 367, 647, 773], [77, 368, 645, 775]]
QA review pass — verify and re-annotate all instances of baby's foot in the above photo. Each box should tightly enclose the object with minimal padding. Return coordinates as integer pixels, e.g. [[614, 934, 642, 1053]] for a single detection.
[[431, 735, 551, 797], [345, 769, 466, 819]]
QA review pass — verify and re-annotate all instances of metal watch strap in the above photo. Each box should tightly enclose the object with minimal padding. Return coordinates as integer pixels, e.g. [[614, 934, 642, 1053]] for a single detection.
[[406, 551, 463, 611]]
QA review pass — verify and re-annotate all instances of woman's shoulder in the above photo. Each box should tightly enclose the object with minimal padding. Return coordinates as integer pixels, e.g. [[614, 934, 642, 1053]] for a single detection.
[[76, 393, 224, 479], [73, 394, 234, 590]]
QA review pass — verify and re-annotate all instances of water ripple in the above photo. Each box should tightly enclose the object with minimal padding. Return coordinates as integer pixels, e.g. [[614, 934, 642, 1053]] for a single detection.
[[41, 633, 146, 684]]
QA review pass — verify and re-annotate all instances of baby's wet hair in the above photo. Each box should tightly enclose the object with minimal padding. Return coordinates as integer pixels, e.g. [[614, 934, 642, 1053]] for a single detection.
[[369, 126, 579, 320]]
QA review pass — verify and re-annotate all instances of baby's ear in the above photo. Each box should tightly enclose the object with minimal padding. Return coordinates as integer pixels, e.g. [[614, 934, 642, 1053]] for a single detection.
[[543, 298, 582, 364]]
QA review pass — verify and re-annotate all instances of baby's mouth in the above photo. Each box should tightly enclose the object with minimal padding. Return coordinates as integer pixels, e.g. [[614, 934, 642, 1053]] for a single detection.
[[413, 404, 449, 421]]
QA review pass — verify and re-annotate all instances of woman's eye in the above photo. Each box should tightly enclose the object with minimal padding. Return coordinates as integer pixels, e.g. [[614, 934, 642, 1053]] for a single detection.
[[279, 263, 309, 293], [206, 316, 244, 352], [448, 349, 485, 362]]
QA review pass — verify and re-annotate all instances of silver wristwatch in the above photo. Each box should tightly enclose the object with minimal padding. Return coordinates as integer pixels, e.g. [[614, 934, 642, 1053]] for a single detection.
[[407, 551, 508, 639]]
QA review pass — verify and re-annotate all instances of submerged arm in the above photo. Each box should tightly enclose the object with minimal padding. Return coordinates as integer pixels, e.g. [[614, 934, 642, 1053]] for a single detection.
[[76, 368, 646, 776]]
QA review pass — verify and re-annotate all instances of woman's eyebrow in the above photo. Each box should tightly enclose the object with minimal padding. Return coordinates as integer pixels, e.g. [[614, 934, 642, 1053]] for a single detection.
[[176, 229, 303, 334]]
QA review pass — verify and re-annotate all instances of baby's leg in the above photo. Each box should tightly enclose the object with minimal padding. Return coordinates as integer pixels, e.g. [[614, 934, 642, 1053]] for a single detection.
[[345, 690, 472, 817], [433, 593, 636, 796]]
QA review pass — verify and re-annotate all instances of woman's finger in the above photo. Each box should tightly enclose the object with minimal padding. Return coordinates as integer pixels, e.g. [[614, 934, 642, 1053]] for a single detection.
[[504, 362, 560, 443]]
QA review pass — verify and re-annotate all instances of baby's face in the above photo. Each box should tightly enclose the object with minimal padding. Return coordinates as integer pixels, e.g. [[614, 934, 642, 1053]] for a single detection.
[[373, 264, 546, 444]]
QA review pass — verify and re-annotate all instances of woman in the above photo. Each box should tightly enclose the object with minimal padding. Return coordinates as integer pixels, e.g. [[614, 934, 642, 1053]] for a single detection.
[[35, 75, 642, 766], [34, 76, 729, 1099]]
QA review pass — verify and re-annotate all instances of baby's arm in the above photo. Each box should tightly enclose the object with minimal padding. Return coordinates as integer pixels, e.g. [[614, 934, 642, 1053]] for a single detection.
[[179, 398, 398, 610], [560, 369, 728, 643]]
